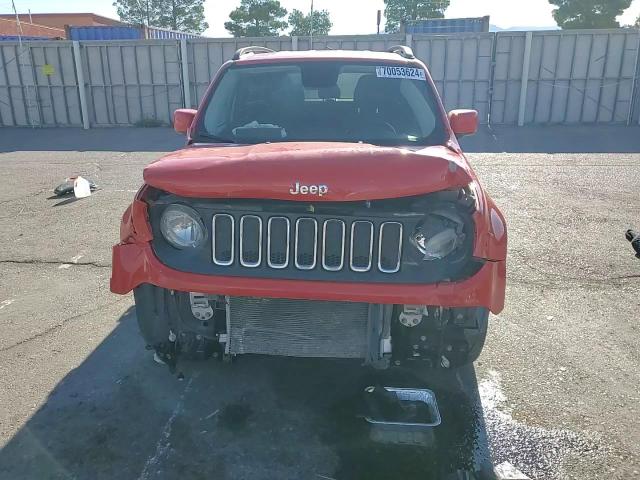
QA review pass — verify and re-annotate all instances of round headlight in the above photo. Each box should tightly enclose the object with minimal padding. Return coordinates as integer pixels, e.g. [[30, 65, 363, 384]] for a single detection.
[[160, 204, 206, 249], [410, 211, 465, 261], [412, 228, 460, 260]]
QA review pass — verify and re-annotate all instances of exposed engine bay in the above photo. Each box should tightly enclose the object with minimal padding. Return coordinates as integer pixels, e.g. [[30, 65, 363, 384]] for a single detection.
[[134, 284, 488, 373]]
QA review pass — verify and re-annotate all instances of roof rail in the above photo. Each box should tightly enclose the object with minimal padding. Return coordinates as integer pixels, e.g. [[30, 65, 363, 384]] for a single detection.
[[388, 45, 415, 59], [232, 46, 275, 60]]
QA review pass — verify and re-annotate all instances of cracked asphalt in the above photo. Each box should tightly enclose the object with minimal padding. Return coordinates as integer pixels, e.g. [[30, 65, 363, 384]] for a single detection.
[[0, 125, 638, 480]]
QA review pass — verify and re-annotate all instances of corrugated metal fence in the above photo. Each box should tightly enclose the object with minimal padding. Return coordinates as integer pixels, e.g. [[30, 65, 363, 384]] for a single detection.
[[80, 40, 183, 126], [492, 29, 640, 124], [0, 41, 82, 126], [413, 32, 495, 122], [1, 29, 639, 128]]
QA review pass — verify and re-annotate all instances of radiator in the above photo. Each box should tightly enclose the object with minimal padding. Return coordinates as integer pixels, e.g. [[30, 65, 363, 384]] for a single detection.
[[227, 297, 370, 358]]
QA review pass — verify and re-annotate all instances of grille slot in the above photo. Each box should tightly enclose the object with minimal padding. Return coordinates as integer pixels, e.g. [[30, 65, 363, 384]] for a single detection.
[[350, 221, 374, 272], [240, 215, 262, 267], [212, 214, 234, 266], [322, 219, 346, 271], [267, 217, 290, 269], [295, 217, 318, 270], [378, 222, 403, 273]]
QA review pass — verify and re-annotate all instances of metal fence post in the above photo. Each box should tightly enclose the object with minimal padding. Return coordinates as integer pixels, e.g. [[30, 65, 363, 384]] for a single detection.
[[487, 32, 498, 126], [180, 39, 191, 109], [405, 33, 413, 49], [292, 36, 298, 50], [72, 41, 90, 129], [517, 31, 533, 127], [629, 28, 640, 125]]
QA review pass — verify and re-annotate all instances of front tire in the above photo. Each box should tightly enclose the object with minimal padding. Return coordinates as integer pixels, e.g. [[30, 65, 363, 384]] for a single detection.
[[133, 284, 223, 365], [391, 306, 489, 370]]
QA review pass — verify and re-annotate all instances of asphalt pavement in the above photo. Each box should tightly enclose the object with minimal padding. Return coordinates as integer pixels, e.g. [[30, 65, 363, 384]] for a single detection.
[[0, 125, 638, 479]]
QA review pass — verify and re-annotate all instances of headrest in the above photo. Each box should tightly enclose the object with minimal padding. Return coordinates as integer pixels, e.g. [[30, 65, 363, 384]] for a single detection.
[[318, 85, 340, 100]]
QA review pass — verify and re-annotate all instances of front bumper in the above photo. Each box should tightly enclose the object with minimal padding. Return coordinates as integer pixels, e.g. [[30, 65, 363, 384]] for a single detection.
[[111, 242, 506, 314]]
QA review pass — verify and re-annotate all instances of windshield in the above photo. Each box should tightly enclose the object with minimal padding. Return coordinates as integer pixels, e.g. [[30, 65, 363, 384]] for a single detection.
[[194, 61, 446, 146]]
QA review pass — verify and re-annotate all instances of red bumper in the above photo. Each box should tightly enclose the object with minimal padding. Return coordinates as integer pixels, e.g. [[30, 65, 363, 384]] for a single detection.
[[110, 243, 506, 314]]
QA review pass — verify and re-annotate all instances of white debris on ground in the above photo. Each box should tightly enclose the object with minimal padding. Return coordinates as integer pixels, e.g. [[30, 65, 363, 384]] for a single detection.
[[0, 299, 14, 310], [73, 176, 92, 198], [479, 370, 605, 480], [495, 461, 531, 480]]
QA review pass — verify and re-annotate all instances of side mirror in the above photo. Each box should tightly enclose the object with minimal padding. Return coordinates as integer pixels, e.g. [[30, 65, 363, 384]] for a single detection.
[[448, 109, 478, 137], [173, 108, 197, 135]]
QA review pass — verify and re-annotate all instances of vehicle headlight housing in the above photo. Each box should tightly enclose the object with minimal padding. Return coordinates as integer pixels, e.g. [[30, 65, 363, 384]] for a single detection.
[[457, 182, 480, 212], [160, 204, 206, 249], [410, 210, 466, 261]]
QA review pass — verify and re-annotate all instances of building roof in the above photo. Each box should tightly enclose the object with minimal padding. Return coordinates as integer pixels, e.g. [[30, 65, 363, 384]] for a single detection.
[[0, 13, 122, 30], [0, 17, 65, 38]]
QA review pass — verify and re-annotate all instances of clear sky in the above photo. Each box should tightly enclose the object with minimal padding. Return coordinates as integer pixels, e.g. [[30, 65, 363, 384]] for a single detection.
[[2, 0, 640, 36]]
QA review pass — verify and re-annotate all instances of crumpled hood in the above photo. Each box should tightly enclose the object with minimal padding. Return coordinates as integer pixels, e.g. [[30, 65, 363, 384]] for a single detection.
[[143, 142, 474, 201]]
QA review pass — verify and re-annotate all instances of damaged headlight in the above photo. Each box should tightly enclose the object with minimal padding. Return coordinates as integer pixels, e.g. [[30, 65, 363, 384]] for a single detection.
[[160, 204, 206, 249], [459, 182, 480, 211], [410, 211, 466, 261]]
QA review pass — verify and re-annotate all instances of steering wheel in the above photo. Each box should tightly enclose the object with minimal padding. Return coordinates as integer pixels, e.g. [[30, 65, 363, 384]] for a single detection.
[[367, 118, 397, 136], [381, 121, 397, 135]]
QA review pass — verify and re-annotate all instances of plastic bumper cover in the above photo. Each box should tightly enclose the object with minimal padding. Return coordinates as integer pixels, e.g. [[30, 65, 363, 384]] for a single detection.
[[110, 243, 506, 314]]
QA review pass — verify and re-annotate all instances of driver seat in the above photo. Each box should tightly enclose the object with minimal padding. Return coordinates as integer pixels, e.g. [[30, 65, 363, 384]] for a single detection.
[[352, 74, 398, 137]]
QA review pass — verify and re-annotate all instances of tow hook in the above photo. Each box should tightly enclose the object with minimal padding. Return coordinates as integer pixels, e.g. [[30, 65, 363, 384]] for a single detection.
[[398, 305, 427, 327], [152, 330, 179, 373], [189, 293, 214, 321]]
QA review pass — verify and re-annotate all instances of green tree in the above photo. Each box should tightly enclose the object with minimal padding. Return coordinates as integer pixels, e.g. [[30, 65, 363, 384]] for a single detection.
[[288, 9, 332, 36], [114, 0, 161, 27], [113, 0, 208, 34], [160, 0, 208, 33], [548, 0, 632, 29], [635, 15, 640, 27], [225, 0, 288, 37], [383, 0, 450, 33]]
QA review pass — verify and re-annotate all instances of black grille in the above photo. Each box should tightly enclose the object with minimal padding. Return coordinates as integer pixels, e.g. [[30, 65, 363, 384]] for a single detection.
[[149, 192, 480, 285], [212, 214, 403, 275]]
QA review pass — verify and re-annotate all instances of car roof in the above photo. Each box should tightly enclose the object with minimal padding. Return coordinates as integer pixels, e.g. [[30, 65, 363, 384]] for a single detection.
[[233, 49, 421, 65]]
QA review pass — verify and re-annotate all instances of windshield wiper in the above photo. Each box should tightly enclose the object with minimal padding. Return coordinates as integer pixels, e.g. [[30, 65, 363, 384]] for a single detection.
[[192, 132, 236, 144]]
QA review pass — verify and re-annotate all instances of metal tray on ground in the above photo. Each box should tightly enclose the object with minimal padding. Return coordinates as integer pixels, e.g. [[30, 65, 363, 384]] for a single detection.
[[364, 386, 441, 446]]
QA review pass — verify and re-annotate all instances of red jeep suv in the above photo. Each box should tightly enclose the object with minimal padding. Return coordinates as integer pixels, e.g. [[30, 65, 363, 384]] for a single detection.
[[111, 46, 507, 372]]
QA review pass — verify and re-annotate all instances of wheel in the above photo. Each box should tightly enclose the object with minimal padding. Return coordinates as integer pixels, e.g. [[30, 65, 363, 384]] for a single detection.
[[444, 308, 489, 368], [134, 284, 224, 364], [391, 307, 489, 370]]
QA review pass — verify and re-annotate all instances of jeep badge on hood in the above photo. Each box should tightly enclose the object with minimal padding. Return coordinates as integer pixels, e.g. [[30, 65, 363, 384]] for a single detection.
[[289, 182, 329, 197]]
